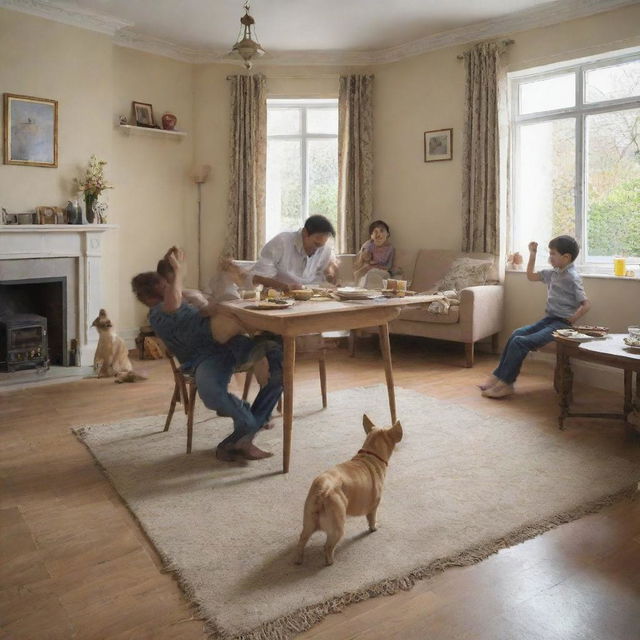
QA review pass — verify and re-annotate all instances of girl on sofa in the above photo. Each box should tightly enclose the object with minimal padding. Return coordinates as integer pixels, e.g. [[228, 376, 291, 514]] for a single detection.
[[354, 220, 399, 288]]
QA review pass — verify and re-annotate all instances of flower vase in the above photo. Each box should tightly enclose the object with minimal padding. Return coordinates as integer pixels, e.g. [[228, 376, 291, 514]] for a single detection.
[[84, 193, 97, 224]]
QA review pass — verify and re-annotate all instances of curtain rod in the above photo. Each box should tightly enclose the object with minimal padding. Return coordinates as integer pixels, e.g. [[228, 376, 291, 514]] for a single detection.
[[226, 74, 340, 80], [457, 39, 514, 60]]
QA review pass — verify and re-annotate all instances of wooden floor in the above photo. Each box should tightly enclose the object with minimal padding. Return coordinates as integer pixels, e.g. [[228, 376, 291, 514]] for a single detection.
[[1, 336, 639, 640]]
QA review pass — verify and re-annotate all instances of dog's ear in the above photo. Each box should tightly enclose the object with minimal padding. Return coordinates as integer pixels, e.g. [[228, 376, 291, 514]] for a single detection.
[[362, 414, 375, 434], [388, 420, 403, 443]]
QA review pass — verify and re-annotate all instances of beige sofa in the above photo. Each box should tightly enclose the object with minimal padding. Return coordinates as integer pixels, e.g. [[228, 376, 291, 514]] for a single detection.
[[338, 249, 504, 367]]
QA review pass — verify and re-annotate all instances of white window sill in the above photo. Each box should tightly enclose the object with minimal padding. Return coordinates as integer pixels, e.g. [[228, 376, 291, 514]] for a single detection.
[[505, 268, 640, 281]]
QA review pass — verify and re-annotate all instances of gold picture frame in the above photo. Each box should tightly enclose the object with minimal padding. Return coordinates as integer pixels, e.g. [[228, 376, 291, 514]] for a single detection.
[[3, 93, 58, 167]]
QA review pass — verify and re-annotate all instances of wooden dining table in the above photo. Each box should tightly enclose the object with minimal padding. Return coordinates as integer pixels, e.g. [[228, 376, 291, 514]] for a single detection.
[[221, 294, 438, 472]]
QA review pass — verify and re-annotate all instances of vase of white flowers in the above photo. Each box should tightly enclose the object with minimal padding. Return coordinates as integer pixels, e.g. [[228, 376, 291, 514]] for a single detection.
[[76, 155, 112, 224]]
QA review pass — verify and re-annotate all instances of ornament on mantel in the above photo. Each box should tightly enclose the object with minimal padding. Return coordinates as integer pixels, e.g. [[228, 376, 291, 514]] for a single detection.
[[161, 113, 177, 130]]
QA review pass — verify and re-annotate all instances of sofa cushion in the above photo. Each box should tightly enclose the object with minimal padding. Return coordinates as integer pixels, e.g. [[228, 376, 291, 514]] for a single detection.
[[435, 257, 493, 291], [399, 305, 460, 324]]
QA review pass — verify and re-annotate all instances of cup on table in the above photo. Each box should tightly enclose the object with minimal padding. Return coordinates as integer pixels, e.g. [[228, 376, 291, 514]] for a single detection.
[[628, 326, 640, 338], [613, 256, 626, 277]]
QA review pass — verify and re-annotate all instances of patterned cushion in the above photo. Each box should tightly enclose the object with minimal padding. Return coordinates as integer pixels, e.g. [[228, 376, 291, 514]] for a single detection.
[[435, 257, 493, 292]]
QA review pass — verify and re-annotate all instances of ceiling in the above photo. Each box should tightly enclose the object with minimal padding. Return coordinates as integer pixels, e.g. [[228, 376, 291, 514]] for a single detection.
[[1, 0, 636, 64]]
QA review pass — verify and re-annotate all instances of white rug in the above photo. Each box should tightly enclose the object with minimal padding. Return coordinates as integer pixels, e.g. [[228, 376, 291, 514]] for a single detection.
[[74, 386, 640, 640]]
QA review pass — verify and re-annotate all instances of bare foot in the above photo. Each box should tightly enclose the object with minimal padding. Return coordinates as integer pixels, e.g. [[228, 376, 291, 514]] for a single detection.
[[477, 374, 499, 391], [215, 445, 236, 462], [235, 441, 273, 460], [261, 421, 275, 430]]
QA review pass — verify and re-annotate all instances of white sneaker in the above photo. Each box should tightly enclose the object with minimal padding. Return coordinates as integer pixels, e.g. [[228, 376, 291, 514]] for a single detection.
[[477, 375, 499, 391], [482, 381, 514, 398]]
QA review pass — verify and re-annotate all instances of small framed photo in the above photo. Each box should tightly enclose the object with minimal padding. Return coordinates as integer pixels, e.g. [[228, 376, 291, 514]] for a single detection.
[[424, 128, 453, 162], [3, 93, 58, 167], [132, 101, 155, 128]]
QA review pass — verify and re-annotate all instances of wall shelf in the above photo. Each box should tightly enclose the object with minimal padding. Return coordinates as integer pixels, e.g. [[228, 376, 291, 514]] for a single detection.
[[118, 124, 187, 137]]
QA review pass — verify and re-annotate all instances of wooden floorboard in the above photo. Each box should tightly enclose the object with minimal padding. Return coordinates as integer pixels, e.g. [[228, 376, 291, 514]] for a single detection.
[[1, 336, 639, 639]]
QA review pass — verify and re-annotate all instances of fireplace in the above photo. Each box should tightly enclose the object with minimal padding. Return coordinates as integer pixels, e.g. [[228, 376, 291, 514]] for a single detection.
[[0, 224, 115, 368], [0, 277, 67, 366]]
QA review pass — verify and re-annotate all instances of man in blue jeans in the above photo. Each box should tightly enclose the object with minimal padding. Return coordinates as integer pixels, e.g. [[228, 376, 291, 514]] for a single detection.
[[131, 248, 282, 461], [480, 235, 591, 399]]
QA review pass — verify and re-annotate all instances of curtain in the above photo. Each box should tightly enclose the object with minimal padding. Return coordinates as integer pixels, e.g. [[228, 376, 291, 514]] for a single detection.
[[338, 75, 374, 253], [461, 42, 503, 255], [225, 74, 267, 260]]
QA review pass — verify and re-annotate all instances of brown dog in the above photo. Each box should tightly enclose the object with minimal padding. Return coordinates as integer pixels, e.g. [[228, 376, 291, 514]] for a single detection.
[[295, 414, 403, 566], [91, 309, 139, 382]]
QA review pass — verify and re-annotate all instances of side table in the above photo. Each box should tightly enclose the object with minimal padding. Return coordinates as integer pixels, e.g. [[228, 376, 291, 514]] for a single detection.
[[555, 334, 640, 438]]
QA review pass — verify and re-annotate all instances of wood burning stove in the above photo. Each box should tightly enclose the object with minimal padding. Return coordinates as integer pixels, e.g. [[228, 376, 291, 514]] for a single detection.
[[0, 313, 49, 372]]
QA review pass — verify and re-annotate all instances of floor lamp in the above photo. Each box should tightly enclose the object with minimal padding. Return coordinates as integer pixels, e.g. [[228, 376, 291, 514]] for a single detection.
[[192, 165, 211, 289]]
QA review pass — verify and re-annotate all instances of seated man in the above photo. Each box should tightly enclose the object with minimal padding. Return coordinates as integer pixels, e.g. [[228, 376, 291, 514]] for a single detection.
[[131, 248, 282, 461], [250, 214, 339, 291]]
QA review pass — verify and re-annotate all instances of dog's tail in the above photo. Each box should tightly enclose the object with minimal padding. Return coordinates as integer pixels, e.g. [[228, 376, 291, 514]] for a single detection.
[[114, 371, 147, 383]]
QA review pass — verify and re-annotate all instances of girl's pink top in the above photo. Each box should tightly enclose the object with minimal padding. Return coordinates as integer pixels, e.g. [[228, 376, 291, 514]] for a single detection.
[[362, 240, 394, 271]]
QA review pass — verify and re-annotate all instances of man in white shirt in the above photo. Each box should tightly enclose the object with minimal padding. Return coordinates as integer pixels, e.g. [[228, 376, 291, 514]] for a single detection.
[[250, 215, 338, 291]]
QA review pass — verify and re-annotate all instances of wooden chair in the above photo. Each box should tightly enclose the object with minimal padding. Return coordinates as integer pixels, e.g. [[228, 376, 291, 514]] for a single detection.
[[163, 335, 327, 453], [163, 350, 256, 454]]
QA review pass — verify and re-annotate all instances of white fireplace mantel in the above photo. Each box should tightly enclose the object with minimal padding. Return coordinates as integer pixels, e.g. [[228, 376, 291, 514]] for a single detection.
[[0, 224, 117, 367]]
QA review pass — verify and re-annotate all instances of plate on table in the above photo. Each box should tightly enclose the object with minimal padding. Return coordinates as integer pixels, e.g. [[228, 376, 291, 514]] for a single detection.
[[246, 300, 294, 310], [553, 329, 606, 342], [335, 287, 379, 300], [623, 337, 640, 352]]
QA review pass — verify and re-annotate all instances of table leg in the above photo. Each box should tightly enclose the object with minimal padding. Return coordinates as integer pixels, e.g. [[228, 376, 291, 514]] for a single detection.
[[378, 323, 397, 424], [282, 336, 296, 474], [623, 369, 633, 418], [558, 346, 572, 430]]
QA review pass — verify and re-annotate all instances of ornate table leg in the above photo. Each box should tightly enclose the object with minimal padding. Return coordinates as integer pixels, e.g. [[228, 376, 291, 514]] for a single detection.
[[282, 336, 296, 473]]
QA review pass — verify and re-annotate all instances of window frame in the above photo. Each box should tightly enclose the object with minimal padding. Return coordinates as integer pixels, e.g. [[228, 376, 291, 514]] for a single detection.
[[509, 50, 640, 269], [266, 98, 339, 237]]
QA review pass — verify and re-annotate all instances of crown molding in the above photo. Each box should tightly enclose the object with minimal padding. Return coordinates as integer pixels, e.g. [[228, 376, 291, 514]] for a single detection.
[[113, 28, 204, 64], [2, 0, 638, 66], [0, 0, 131, 35]]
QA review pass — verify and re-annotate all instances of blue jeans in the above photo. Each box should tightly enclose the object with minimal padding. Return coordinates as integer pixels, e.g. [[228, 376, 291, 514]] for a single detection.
[[194, 336, 283, 448], [493, 316, 569, 385]]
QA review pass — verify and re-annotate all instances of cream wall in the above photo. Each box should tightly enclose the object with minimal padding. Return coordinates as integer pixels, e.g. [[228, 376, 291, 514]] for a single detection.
[[0, 8, 197, 335], [2, 4, 640, 346], [111, 47, 196, 330], [0, 9, 117, 326], [369, 5, 640, 347]]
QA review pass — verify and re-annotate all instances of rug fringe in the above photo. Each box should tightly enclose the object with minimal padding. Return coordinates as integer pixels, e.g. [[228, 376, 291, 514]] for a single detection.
[[73, 424, 638, 640]]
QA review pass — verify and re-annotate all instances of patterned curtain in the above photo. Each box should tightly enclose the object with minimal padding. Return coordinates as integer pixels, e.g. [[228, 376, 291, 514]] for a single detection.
[[338, 75, 374, 253], [461, 42, 503, 255], [225, 74, 267, 260]]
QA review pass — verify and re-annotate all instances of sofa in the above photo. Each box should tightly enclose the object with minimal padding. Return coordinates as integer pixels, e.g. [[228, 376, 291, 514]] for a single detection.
[[338, 249, 504, 367]]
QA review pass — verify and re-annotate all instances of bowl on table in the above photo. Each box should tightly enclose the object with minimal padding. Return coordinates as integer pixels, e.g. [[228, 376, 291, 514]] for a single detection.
[[290, 289, 314, 301]]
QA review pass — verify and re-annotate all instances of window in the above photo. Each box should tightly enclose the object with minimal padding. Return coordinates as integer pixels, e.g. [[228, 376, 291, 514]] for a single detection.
[[510, 52, 640, 266], [266, 99, 339, 241]]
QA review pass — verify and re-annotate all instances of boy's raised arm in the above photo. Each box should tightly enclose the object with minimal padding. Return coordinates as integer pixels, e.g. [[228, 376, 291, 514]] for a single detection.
[[162, 248, 184, 312], [526, 241, 543, 281]]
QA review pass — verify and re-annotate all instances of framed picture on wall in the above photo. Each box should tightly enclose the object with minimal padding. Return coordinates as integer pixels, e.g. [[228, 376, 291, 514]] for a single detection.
[[132, 101, 156, 128], [424, 128, 453, 162], [3, 93, 58, 167]]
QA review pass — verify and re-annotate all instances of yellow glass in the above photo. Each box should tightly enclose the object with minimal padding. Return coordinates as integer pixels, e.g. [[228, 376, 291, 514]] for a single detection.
[[613, 256, 626, 276]]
